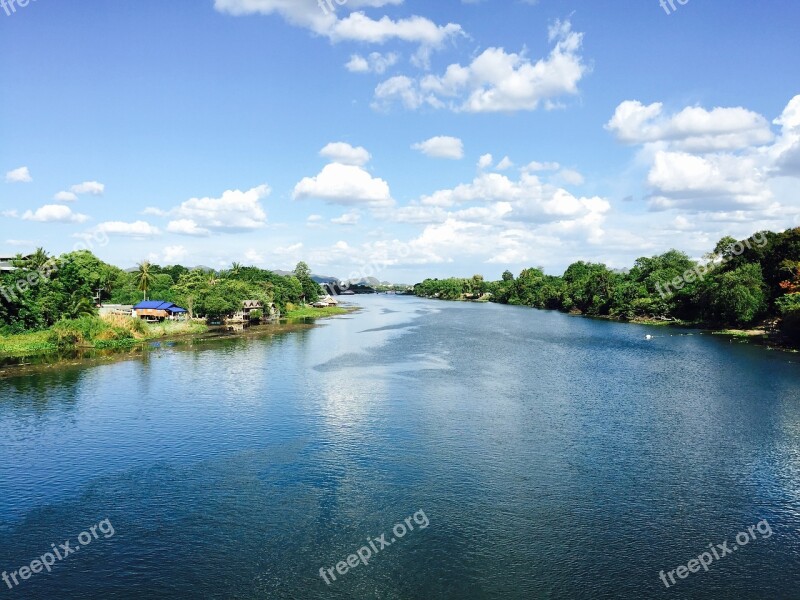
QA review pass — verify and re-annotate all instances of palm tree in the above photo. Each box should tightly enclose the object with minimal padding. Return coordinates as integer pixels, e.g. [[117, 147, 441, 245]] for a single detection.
[[136, 261, 152, 301], [230, 262, 243, 277], [29, 247, 50, 270], [66, 292, 97, 319]]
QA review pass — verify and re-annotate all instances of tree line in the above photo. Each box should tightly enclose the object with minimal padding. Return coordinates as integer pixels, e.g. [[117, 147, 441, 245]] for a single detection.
[[414, 228, 800, 342], [0, 250, 320, 334]]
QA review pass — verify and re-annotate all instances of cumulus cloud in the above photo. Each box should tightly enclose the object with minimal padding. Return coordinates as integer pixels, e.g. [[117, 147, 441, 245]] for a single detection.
[[647, 151, 772, 210], [320, 142, 372, 166], [608, 95, 800, 217], [415, 171, 610, 227], [772, 95, 800, 177], [71, 181, 105, 195], [167, 219, 211, 236], [477, 153, 493, 170], [94, 220, 161, 237], [606, 100, 774, 152], [168, 185, 270, 233], [21, 204, 88, 223], [293, 163, 393, 207], [5, 166, 32, 183], [412, 136, 464, 159], [373, 19, 587, 113], [331, 211, 361, 225], [213, 0, 461, 66], [54, 191, 78, 202], [163, 245, 188, 263], [345, 51, 399, 74], [495, 156, 514, 170]]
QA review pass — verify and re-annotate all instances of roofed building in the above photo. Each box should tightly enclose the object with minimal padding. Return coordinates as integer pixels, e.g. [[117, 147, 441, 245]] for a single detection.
[[132, 300, 188, 321]]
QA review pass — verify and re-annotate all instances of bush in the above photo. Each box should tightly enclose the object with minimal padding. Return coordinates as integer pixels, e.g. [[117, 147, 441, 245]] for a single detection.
[[777, 293, 800, 341], [48, 315, 141, 348], [49, 316, 109, 347]]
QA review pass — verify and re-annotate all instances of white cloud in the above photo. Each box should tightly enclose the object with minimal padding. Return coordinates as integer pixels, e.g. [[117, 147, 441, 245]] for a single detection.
[[523, 160, 560, 172], [276, 242, 303, 254], [293, 163, 393, 207], [166, 219, 211, 236], [345, 52, 399, 74], [555, 168, 585, 186], [772, 95, 800, 177], [21, 204, 88, 223], [608, 95, 800, 218], [54, 191, 78, 202], [477, 153, 493, 170], [163, 245, 188, 263], [5, 166, 32, 183], [213, 1, 460, 65], [70, 181, 105, 195], [320, 142, 372, 166], [416, 171, 610, 227], [606, 100, 774, 152], [411, 136, 464, 159], [647, 151, 771, 210], [94, 220, 161, 237], [143, 207, 169, 217], [329, 12, 462, 47], [374, 19, 587, 113], [331, 211, 361, 225], [495, 156, 514, 170], [170, 185, 270, 232]]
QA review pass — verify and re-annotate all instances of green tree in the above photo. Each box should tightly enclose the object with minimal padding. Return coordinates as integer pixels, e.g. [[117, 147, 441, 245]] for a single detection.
[[294, 261, 319, 304], [136, 261, 153, 301]]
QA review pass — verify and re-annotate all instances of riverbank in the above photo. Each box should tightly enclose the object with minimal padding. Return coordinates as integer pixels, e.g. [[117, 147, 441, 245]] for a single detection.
[[0, 305, 354, 364], [422, 295, 799, 351]]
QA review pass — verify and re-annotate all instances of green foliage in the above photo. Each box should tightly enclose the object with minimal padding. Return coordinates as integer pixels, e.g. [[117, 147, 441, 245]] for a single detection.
[[414, 227, 800, 333], [776, 293, 800, 341], [294, 261, 320, 304], [0, 249, 318, 342]]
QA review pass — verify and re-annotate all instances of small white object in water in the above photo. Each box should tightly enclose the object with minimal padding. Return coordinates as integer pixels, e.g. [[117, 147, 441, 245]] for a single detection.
[[645, 335, 653, 340]]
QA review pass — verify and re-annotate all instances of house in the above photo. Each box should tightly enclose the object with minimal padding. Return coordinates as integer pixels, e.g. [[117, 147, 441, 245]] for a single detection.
[[132, 300, 188, 321], [312, 295, 339, 308], [99, 304, 133, 317], [0, 255, 32, 272]]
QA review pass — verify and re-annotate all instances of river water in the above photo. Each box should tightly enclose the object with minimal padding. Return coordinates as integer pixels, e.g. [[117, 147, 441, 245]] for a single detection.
[[1, 295, 799, 599]]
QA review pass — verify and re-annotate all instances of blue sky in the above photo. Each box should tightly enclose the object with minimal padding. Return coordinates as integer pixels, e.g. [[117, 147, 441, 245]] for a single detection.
[[1, 0, 799, 282]]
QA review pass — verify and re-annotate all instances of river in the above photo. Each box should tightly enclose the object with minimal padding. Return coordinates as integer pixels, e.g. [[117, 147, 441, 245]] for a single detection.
[[1, 295, 799, 599]]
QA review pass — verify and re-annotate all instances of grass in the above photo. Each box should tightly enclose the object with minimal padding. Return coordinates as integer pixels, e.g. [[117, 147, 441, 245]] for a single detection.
[[284, 305, 351, 320], [0, 330, 58, 358], [0, 305, 350, 359], [0, 316, 208, 358]]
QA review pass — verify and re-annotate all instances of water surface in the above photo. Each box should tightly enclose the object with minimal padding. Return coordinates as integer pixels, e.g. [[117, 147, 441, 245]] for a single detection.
[[1, 296, 799, 598]]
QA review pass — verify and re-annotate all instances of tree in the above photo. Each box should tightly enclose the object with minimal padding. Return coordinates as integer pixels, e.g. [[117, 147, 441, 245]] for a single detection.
[[136, 261, 152, 301], [65, 292, 97, 319], [29, 247, 50, 270], [294, 262, 319, 304], [707, 263, 767, 326]]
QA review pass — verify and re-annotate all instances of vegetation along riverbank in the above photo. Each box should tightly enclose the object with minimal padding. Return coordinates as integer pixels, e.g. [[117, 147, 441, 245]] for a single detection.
[[0, 250, 351, 361], [414, 227, 800, 349]]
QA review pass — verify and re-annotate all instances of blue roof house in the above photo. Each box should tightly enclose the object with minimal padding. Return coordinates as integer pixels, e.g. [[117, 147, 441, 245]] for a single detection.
[[132, 301, 188, 321]]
